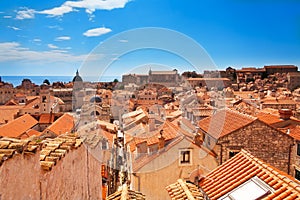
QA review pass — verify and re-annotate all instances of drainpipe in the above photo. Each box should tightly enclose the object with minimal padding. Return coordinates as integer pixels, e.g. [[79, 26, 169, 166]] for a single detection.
[[288, 142, 295, 175], [132, 173, 140, 191], [216, 143, 223, 165]]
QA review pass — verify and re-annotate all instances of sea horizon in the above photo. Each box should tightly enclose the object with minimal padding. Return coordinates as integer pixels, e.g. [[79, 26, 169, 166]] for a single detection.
[[1, 75, 121, 87]]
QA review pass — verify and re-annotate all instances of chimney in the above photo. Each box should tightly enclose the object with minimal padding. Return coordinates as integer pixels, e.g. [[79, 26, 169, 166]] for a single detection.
[[194, 127, 203, 146], [149, 114, 156, 132], [279, 109, 293, 120], [194, 133, 203, 146], [158, 130, 165, 150]]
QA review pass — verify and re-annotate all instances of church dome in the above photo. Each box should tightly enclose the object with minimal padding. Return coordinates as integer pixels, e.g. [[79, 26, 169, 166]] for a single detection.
[[90, 95, 102, 103], [72, 70, 83, 82]]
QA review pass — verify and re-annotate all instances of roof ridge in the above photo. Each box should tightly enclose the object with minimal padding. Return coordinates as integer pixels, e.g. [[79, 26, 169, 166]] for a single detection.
[[224, 108, 257, 120]]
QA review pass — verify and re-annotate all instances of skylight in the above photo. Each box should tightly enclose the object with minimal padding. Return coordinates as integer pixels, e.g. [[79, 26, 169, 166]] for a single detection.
[[218, 176, 274, 200]]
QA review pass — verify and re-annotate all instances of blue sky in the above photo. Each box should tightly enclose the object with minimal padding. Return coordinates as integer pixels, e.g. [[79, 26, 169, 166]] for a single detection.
[[0, 0, 300, 76]]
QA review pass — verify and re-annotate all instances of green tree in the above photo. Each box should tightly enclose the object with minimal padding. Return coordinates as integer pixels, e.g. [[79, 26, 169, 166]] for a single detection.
[[43, 79, 50, 85]]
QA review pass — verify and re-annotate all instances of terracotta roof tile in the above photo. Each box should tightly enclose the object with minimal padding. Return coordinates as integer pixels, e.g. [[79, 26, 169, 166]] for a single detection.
[[198, 109, 256, 139], [107, 184, 145, 200], [39, 134, 82, 171], [199, 149, 300, 200], [288, 126, 300, 141], [43, 113, 74, 136], [127, 120, 180, 151], [0, 137, 39, 166], [39, 113, 55, 124], [20, 129, 42, 139], [0, 114, 38, 138], [256, 112, 283, 125], [166, 179, 204, 200], [262, 99, 297, 105]]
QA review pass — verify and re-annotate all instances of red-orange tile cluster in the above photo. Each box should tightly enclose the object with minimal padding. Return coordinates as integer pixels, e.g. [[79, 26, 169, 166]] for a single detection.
[[200, 149, 300, 200]]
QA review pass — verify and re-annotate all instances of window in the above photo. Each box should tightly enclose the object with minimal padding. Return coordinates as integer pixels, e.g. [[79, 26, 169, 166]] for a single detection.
[[102, 139, 108, 150], [295, 169, 300, 181], [297, 144, 300, 156], [179, 149, 192, 165], [206, 136, 211, 146], [218, 176, 273, 200]]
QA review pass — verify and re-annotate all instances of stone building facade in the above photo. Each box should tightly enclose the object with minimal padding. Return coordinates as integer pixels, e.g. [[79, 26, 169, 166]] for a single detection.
[[287, 72, 300, 90], [198, 109, 296, 174], [187, 78, 231, 90], [122, 69, 180, 87], [264, 65, 298, 75], [215, 120, 294, 173]]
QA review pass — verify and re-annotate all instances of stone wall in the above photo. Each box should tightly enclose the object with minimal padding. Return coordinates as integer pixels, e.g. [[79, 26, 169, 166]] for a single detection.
[[217, 120, 294, 173], [0, 145, 102, 200]]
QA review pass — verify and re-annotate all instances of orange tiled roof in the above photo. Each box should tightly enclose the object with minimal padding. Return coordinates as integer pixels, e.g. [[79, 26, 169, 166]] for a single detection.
[[0, 137, 39, 166], [4, 99, 18, 106], [107, 184, 145, 200], [0, 133, 82, 171], [259, 108, 280, 115], [101, 129, 115, 146], [0, 114, 38, 138], [20, 129, 42, 139], [127, 120, 180, 152], [23, 96, 39, 109], [187, 78, 230, 81], [44, 113, 74, 135], [39, 113, 55, 124], [40, 134, 82, 171], [262, 99, 296, 105], [199, 149, 300, 200], [256, 112, 283, 125], [14, 93, 26, 98], [289, 126, 300, 141], [166, 179, 204, 200], [198, 109, 256, 139]]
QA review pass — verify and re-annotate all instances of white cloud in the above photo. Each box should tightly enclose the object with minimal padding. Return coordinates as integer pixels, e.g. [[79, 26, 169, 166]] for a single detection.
[[55, 36, 71, 41], [37, 0, 131, 17], [0, 42, 90, 63], [48, 25, 63, 31], [51, 49, 68, 53], [65, 0, 130, 11], [7, 26, 21, 31], [119, 39, 128, 43], [48, 44, 59, 49], [16, 7, 35, 19], [33, 39, 42, 42], [83, 27, 112, 37], [38, 5, 74, 17], [4, 16, 12, 19]]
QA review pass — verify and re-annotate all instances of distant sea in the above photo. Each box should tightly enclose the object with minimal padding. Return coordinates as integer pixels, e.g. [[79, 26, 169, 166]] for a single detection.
[[1, 76, 121, 87]]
